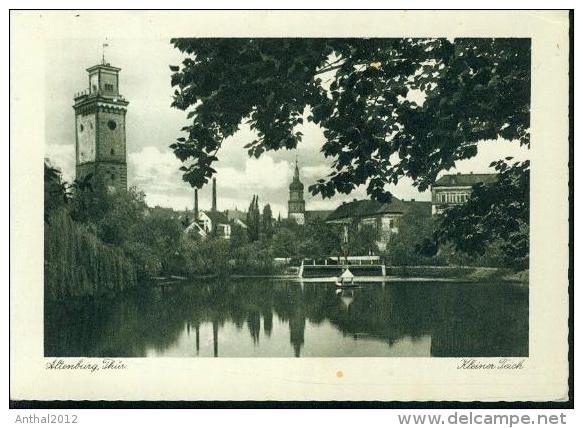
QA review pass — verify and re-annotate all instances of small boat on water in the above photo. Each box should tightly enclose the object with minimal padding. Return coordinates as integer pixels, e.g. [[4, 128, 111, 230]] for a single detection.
[[335, 268, 355, 287]]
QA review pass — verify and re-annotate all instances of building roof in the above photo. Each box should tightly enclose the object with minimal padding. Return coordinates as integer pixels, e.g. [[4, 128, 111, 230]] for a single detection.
[[202, 210, 230, 225], [404, 200, 432, 216], [224, 209, 247, 222], [233, 218, 248, 229], [305, 210, 334, 222], [326, 197, 412, 222], [184, 220, 207, 237], [86, 63, 121, 73], [148, 206, 185, 219], [433, 173, 497, 187]]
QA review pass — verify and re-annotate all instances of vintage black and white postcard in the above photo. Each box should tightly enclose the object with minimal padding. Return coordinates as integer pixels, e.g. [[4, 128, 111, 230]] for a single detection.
[[10, 10, 571, 403]]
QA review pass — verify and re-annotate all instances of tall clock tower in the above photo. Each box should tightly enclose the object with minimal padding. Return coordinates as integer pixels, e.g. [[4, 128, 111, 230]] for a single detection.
[[74, 61, 129, 191]]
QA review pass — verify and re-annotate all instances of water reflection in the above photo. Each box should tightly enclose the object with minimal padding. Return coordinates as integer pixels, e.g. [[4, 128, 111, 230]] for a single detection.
[[45, 279, 528, 358]]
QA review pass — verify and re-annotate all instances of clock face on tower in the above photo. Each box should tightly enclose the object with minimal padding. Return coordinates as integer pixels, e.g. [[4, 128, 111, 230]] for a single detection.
[[77, 115, 96, 163]]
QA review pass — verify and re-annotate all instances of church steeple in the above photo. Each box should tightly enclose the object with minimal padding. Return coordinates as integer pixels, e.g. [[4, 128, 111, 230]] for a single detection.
[[288, 157, 305, 225], [289, 158, 304, 192]]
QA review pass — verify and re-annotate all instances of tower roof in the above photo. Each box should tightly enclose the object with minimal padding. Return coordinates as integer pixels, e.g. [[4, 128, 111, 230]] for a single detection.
[[289, 160, 304, 191], [86, 63, 121, 73]]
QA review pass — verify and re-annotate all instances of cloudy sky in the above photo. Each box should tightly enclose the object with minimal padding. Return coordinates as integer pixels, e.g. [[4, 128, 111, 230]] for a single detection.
[[45, 39, 529, 216]]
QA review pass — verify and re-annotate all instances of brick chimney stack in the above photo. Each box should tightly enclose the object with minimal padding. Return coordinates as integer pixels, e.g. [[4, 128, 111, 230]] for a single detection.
[[212, 177, 217, 212], [194, 188, 199, 220]]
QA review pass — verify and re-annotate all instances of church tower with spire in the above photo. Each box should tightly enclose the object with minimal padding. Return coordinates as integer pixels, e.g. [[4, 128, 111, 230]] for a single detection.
[[288, 159, 306, 225]]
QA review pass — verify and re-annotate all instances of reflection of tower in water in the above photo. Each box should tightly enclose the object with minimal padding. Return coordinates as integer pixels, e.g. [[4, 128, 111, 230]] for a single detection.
[[263, 311, 273, 337], [247, 312, 261, 344], [289, 314, 306, 357]]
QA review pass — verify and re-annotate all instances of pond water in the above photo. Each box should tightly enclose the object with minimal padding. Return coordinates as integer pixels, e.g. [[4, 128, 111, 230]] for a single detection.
[[45, 279, 528, 358]]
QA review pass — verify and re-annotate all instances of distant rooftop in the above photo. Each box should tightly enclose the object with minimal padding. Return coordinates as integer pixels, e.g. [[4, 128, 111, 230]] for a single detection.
[[203, 210, 230, 225], [305, 210, 334, 222], [433, 173, 497, 187], [326, 197, 414, 222], [224, 209, 247, 222]]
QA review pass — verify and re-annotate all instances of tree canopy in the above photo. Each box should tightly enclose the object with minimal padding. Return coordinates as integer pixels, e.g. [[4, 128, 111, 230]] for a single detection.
[[169, 38, 531, 263], [434, 160, 529, 270], [169, 38, 530, 202]]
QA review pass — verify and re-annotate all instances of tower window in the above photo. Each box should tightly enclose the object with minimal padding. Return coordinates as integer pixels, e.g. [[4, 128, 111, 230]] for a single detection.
[[110, 148, 115, 155], [79, 124, 84, 132], [111, 173, 115, 180], [104, 84, 114, 91], [107, 120, 117, 130]]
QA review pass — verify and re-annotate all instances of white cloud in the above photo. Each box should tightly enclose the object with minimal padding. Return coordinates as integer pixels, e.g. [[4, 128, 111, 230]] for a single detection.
[[145, 192, 194, 211], [45, 143, 75, 183], [216, 156, 290, 191], [302, 164, 331, 181], [128, 146, 193, 209], [129, 146, 185, 191], [127, 146, 293, 212], [450, 139, 529, 175]]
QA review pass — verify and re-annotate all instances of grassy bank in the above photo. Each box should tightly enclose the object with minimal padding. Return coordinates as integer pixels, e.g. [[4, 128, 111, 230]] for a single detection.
[[385, 265, 528, 283]]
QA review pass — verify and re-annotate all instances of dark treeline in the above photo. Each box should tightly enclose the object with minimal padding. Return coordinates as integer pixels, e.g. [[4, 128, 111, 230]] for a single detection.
[[45, 159, 521, 301], [43, 161, 345, 300]]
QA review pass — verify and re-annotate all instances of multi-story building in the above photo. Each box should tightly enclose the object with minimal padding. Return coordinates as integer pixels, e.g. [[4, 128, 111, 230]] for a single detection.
[[326, 198, 431, 252], [431, 173, 497, 215]]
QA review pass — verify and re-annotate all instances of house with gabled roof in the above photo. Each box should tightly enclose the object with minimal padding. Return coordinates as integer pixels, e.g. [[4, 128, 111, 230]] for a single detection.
[[198, 210, 232, 239], [326, 197, 430, 251]]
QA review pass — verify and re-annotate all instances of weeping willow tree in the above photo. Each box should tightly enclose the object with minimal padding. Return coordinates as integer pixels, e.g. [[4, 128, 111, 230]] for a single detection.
[[44, 208, 137, 300]]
